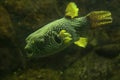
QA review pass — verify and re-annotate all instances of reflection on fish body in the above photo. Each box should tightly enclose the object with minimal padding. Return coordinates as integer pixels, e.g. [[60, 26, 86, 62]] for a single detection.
[[25, 2, 112, 58]]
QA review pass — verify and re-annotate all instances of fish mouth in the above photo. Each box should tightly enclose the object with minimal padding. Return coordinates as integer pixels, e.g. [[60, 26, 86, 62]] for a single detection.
[[24, 45, 33, 58]]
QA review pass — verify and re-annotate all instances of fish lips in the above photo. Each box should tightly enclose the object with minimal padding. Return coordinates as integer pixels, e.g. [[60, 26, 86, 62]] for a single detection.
[[24, 44, 34, 58]]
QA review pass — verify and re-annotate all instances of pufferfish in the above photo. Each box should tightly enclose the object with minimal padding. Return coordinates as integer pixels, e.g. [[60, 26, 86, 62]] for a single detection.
[[25, 2, 112, 58]]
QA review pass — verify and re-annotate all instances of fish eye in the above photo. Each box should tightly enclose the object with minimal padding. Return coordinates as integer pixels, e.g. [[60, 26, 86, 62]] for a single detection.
[[54, 35, 61, 44]]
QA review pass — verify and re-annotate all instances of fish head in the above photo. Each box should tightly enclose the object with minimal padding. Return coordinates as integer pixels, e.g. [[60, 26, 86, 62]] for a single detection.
[[24, 36, 45, 58]]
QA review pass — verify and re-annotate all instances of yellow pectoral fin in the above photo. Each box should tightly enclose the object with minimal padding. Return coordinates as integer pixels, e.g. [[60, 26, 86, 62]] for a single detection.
[[59, 30, 66, 37], [59, 30, 71, 38], [64, 37, 72, 43], [59, 29, 72, 44], [74, 37, 88, 48], [65, 2, 79, 18]]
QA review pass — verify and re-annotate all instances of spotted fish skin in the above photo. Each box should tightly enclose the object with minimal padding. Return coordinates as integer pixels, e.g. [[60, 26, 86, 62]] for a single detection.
[[25, 17, 89, 58]]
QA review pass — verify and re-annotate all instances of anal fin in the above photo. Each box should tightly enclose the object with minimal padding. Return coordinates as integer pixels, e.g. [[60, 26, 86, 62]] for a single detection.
[[74, 37, 88, 48]]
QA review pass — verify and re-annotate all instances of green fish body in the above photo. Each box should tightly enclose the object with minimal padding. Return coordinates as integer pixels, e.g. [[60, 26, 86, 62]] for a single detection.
[[25, 2, 112, 58]]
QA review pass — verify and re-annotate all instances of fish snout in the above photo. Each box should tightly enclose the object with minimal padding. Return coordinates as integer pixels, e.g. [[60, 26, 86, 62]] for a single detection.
[[24, 44, 33, 58]]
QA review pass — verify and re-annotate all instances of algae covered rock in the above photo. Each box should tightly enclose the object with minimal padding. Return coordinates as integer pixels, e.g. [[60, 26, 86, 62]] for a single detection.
[[4, 68, 62, 80], [0, 5, 14, 40], [63, 53, 113, 80], [0, 5, 24, 77], [0, 5, 14, 72]]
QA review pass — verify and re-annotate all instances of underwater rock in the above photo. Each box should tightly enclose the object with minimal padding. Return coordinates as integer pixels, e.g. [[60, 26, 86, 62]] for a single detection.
[[4, 0, 59, 29], [63, 53, 115, 80], [3, 68, 62, 80], [0, 48, 22, 73], [0, 5, 24, 77], [0, 6, 14, 40], [95, 43, 120, 58]]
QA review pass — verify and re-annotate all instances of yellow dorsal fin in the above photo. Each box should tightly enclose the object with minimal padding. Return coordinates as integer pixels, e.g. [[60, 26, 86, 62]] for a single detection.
[[65, 2, 79, 18], [74, 37, 88, 48]]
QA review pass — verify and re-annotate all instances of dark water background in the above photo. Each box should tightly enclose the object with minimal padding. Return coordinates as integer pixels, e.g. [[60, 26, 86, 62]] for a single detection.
[[0, 0, 120, 80]]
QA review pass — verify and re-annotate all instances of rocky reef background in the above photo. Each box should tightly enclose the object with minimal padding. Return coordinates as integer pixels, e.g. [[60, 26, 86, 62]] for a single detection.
[[0, 0, 120, 80]]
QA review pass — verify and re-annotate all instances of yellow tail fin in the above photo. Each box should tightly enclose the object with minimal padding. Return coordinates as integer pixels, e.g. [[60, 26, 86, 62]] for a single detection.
[[87, 11, 112, 28]]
